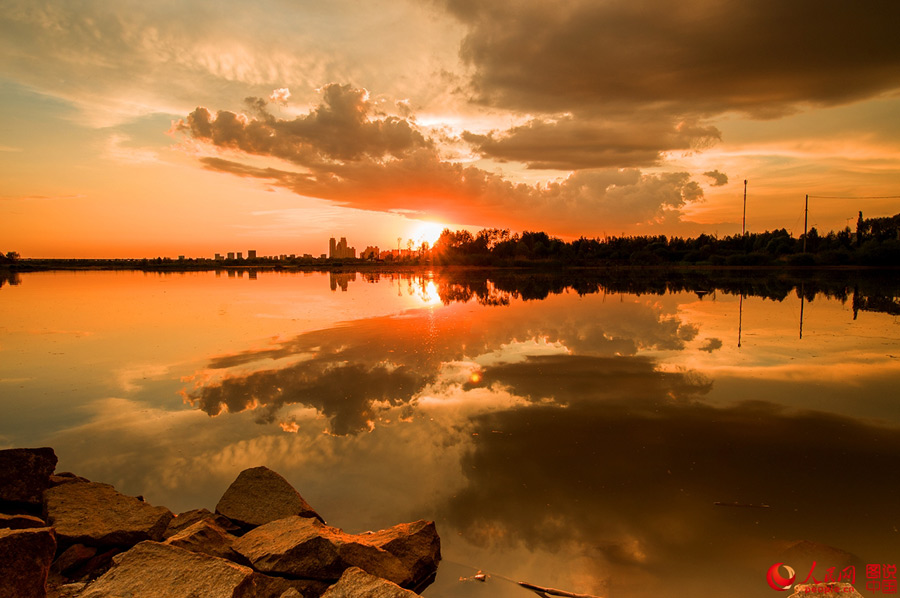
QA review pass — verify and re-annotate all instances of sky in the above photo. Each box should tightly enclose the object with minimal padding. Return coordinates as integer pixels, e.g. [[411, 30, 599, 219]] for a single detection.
[[2, 0, 900, 258]]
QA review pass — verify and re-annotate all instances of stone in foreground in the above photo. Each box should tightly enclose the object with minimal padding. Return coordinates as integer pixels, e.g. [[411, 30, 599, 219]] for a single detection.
[[321, 567, 423, 598], [164, 520, 248, 565], [165, 508, 241, 538], [0, 513, 47, 530], [0, 527, 57, 598], [216, 467, 323, 529], [44, 482, 173, 547], [0, 447, 57, 505], [233, 516, 438, 589], [50, 543, 98, 577], [79, 541, 264, 598], [363, 520, 440, 587]]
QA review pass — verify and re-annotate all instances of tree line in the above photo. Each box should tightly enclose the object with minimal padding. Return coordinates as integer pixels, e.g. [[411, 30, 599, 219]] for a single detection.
[[428, 212, 900, 267]]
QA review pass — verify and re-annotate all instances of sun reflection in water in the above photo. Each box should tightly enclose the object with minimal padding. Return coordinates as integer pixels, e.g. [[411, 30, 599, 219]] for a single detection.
[[418, 279, 442, 306]]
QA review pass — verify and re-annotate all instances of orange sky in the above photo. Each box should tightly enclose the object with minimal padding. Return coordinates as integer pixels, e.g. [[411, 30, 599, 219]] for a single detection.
[[2, 0, 899, 258]]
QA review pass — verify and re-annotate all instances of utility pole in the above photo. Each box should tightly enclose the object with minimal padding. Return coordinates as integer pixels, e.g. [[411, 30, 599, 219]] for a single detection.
[[803, 194, 809, 253], [742, 179, 748, 235]]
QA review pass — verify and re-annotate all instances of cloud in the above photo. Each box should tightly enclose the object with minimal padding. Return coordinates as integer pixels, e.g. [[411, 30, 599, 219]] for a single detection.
[[703, 170, 729, 187], [463, 116, 721, 170], [699, 337, 723, 352], [443, 0, 900, 118], [0, 0, 467, 126], [103, 133, 159, 164], [471, 354, 712, 404], [183, 283, 707, 434], [269, 87, 291, 105], [178, 86, 707, 233], [177, 84, 431, 164]]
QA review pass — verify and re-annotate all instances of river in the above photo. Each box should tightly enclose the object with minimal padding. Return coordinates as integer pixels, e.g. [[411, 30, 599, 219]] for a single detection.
[[1, 268, 898, 597]]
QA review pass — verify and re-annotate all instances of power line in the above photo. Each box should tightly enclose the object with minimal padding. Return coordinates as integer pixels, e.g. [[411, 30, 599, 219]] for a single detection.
[[807, 195, 900, 199]]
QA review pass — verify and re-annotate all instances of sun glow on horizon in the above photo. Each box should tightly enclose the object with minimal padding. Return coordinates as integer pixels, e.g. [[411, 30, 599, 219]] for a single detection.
[[409, 220, 446, 247]]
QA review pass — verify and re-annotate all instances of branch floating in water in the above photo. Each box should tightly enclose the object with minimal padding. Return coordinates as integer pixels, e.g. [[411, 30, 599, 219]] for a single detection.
[[517, 580, 604, 598]]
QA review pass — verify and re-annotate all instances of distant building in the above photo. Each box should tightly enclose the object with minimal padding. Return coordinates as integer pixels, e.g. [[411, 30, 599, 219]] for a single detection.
[[329, 237, 356, 259], [248, 250, 257, 259], [227, 252, 235, 260], [237, 252, 243, 260], [380, 248, 413, 260], [361, 246, 380, 260], [215, 253, 224, 261]]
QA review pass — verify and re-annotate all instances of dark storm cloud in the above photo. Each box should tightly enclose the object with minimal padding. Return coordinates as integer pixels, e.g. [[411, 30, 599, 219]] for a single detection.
[[443, 0, 900, 118], [463, 116, 721, 170], [703, 170, 729, 187]]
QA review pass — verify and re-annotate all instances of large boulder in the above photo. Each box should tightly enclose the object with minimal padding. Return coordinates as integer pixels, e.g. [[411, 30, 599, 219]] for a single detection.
[[0, 527, 57, 598], [215, 467, 323, 529], [165, 508, 240, 539], [0, 447, 57, 505], [362, 520, 440, 588], [233, 516, 437, 589], [164, 520, 248, 565], [44, 482, 173, 547], [78, 541, 264, 598], [320, 567, 423, 598]]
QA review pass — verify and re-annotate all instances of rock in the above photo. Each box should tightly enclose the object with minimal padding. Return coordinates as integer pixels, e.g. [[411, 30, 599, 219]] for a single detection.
[[44, 482, 173, 547], [216, 467, 323, 529], [320, 567, 423, 598], [48, 582, 87, 598], [48, 473, 90, 488], [233, 516, 428, 588], [78, 541, 265, 598], [789, 582, 862, 597], [164, 520, 249, 565], [0, 527, 57, 598], [257, 576, 330, 598], [363, 520, 440, 589], [0, 512, 47, 530], [72, 547, 122, 581], [0, 447, 57, 505], [165, 508, 241, 538], [50, 543, 98, 577]]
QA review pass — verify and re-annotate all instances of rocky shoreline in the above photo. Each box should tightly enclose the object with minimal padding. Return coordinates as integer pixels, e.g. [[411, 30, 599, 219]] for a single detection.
[[0, 447, 440, 598]]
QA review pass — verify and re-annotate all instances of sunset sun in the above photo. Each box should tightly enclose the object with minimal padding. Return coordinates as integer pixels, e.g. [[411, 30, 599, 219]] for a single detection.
[[409, 221, 446, 247]]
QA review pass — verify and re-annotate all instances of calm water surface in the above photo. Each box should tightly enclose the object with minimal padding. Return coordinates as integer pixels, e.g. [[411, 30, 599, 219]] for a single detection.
[[1, 269, 899, 598]]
